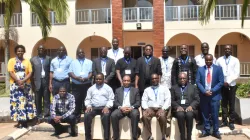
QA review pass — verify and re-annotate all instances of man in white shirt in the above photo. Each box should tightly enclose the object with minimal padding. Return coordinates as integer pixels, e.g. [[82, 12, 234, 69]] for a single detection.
[[141, 73, 171, 140], [195, 42, 216, 67], [107, 37, 124, 64], [216, 44, 240, 130], [159, 46, 174, 89]]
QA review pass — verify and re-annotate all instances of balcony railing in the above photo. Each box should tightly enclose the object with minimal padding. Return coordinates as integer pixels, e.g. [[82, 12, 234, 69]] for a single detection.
[[215, 4, 250, 20], [0, 62, 6, 76], [31, 11, 66, 26], [240, 62, 250, 77], [0, 13, 22, 27], [166, 5, 202, 21], [76, 8, 111, 24], [123, 7, 153, 22]]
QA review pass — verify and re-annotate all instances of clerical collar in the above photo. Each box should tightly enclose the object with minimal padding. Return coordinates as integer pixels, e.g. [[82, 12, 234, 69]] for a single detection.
[[145, 55, 152, 59]]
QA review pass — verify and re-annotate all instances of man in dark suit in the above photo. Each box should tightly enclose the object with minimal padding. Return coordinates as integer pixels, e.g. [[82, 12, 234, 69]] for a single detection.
[[196, 54, 224, 139], [111, 75, 141, 140], [30, 45, 51, 120], [92, 46, 115, 87], [171, 73, 200, 140], [135, 44, 162, 96]]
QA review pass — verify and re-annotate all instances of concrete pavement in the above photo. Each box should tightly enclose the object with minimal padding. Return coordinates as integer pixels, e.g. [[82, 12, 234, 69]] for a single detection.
[[0, 97, 11, 122]]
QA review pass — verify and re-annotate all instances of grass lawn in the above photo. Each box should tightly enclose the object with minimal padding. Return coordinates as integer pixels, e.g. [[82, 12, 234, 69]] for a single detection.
[[0, 83, 9, 97]]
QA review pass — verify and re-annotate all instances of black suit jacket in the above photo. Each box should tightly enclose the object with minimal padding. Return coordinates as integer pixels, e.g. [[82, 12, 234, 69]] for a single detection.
[[171, 84, 200, 112], [92, 57, 115, 83], [114, 87, 141, 109], [30, 55, 51, 90]]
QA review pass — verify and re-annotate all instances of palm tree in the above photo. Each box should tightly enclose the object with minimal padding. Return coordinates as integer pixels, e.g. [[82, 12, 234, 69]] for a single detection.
[[200, 0, 249, 27], [1, 0, 69, 91]]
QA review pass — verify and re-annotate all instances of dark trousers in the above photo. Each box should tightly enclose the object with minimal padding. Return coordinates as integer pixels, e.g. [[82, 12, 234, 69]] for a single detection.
[[35, 78, 50, 118], [174, 111, 194, 140], [84, 107, 111, 140], [200, 99, 220, 134], [49, 115, 76, 134], [111, 109, 140, 140], [221, 86, 237, 123], [72, 82, 91, 119], [52, 78, 70, 95]]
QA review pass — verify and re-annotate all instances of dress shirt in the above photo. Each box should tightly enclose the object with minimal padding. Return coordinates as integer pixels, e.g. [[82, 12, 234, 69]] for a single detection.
[[142, 85, 171, 110], [50, 93, 75, 119], [122, 87, 131, 107], [216, 55, 240, 86], [159, 56, 174, 88], [85, 83, 114, 108], [50, 56, 72, 80], [107, 48, 124, 64], [69, 58, 92, 84], [39, 57, 46, 78], [195, 54, 217, 67], [205, 65, 213, 90], [101, 57, 107, 76]]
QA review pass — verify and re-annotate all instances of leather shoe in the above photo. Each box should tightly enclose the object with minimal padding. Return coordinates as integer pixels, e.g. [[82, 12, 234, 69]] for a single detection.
[[70, 132, 78, 137], [220, 121, 228, 127], [212, 133, 221, 139], [199, 132, 210, 138], [229, 123, 235, 130]]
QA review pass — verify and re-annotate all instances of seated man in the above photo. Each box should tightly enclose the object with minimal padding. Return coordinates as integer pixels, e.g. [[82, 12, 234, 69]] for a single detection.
[[142, 73, 171, 140], [171, 73, 200, 140], [111, 75, 141, 140], [84, 73, 114, 140], [49, 86, 77, 137]]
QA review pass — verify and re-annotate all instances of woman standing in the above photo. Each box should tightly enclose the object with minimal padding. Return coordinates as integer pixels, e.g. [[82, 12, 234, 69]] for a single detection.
[[8, 45, 36, 128]]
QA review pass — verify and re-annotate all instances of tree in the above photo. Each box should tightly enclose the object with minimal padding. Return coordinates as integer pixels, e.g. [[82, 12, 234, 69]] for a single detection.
[[200, 0, 249, 27], [1, 0, 69, 91]]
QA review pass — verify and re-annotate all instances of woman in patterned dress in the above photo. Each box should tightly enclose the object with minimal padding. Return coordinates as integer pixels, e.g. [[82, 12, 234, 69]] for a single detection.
[[7, 45, 36, 128]]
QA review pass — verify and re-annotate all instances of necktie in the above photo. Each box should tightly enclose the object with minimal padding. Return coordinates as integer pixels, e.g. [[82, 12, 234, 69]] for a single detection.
[[207, 67, 211, 84]]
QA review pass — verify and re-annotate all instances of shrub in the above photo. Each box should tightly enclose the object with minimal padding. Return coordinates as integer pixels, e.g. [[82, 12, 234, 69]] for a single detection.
[[236, 81, 250, 98]]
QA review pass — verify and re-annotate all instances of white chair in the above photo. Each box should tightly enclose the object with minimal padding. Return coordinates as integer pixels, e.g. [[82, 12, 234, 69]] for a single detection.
[[91, 115, 105, 139]]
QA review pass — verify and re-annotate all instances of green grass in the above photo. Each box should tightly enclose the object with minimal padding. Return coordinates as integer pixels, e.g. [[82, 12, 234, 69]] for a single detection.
[[0, 83, 9, 97]]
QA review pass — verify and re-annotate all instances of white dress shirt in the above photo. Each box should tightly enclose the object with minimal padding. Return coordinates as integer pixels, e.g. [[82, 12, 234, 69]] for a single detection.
[[195, 54, 217, 67], [142, 85, 171, 110], [216, 55, 240, 86], [107, 48, 124, 64], [122, 87, 131, 107], [159, 56, 174, 88]]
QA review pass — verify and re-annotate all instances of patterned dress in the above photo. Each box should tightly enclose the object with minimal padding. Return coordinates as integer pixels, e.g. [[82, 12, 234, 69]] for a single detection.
[[8, 58, 37, 121]]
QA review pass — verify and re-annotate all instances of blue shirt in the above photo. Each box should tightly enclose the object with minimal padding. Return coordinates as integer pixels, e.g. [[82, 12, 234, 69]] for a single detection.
[[50, 56, 73, 80], [69, 58, 93, 84]]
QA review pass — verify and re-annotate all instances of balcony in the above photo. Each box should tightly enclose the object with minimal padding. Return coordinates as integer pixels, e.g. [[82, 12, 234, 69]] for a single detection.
[[123, 7, 153, 22], [165, 5, 201, 21], [240, 62, 250, 77], [31, 11, 66, 26], [76, 8, 111, 24], [0, 13, 22, 27], [215, 4, 250, 20]]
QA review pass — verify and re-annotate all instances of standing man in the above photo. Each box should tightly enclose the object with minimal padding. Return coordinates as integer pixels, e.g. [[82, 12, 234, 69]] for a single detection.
[[92, 47, 115, 87], [141, 74, 171, 140], [135, 44, 162, 96], [196, 54, 224, 139], [107, 37, 124, 64], [159, 46, 174, 89], [111, 75, 141, 140], [30, 45, 51, 120], [116, 46, 137, 87], [195, 42, 216, 67], [69, 48, 92, 122], [216, 45, 240, 130], [171, 44, 197, 86], [84, 73, 114, 140], [50, 46, 72, 95], [171, 73, 200, 140]]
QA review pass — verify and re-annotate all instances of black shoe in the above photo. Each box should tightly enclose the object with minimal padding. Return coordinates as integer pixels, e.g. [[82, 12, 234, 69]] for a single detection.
[[51, 132, 62, 136], [70, 132, 78, 137], [212, 133, 221, 139], [199, 132, 210, 138], [229, 123, 235, 130], [220, 121, 228, 127]]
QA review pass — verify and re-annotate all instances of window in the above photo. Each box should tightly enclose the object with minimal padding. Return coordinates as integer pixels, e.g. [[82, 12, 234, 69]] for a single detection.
[[90, 47, 111, 60], [168, 45, 195, 58], [215, 45, 237, 58], [45, 49, 58, 59]]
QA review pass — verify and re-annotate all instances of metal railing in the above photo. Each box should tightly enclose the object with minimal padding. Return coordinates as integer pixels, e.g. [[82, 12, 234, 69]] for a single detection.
[[165, 5, 202, 21], [76, 8, 111, 24], [31, 11, 66, 26], [215, 4, 250, 20], [240, 62, 250, 77], [123, 7, 153, 22], [0, 62, 6, 76], [0, 13, 22, 27]]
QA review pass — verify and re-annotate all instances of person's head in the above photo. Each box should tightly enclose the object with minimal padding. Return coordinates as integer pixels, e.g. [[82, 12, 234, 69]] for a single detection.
[[180, 44, 188, 56], [201, 42, 209, 55], [58, 86, 67, 98], [162, 46, 170, 58], [224, 44, 232, 57], [205, 54, 213, 67], [151, 73, 159, 86], [100, 46, 108, 58], [15, 45, 26, 59], [122, 75, 131, 88], [144, 44, 153, 57], [178, 72, 188, 86], [77, 48, 85, 59], [112, 37, 119, 50], [123, 46, 131, 59], [37, 45, 46, 57], [58, 46, 66, 58], [95, 73, 104, 85]]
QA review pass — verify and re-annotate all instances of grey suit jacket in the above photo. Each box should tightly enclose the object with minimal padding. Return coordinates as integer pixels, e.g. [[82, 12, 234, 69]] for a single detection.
[[113, 87, 141, 109], [30, 56, 51, 90], [92, 57, 115, 83]]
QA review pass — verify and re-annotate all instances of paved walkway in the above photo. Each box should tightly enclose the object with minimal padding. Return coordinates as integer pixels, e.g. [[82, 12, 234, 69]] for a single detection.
[[0, 123, 18, 139], [0, 97, 9, 111]]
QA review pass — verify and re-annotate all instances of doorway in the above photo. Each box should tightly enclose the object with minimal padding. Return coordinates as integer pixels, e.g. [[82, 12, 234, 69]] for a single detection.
[[131, 46, 143, 60]]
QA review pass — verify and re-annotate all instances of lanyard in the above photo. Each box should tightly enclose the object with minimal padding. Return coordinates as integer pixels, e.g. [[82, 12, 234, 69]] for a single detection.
[[40, 57, 44, 64], [113, 49, 118, 59], [152, 87, 158, 100], [224, 56, 230, 66], [180, 86, 186, 99], [164, 58, 168, 71], [145, 57, 152, 64], [101, 58, 108, 71], [124, 88, 131, 100], [180, 56, 189, 64], [78, 59, 85, 71], [58, 56, 65, 68], [124, 58, 131, 64]]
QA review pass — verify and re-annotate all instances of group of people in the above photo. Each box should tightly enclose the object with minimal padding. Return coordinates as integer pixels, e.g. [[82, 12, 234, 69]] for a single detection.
[[7, 37, 240, 140]]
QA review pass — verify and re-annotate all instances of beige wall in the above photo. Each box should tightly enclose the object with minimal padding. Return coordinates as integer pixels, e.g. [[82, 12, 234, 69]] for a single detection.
[[0, 40, 18, 58], [76, 0, 110, 9], [123, 31, 153, 46]]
